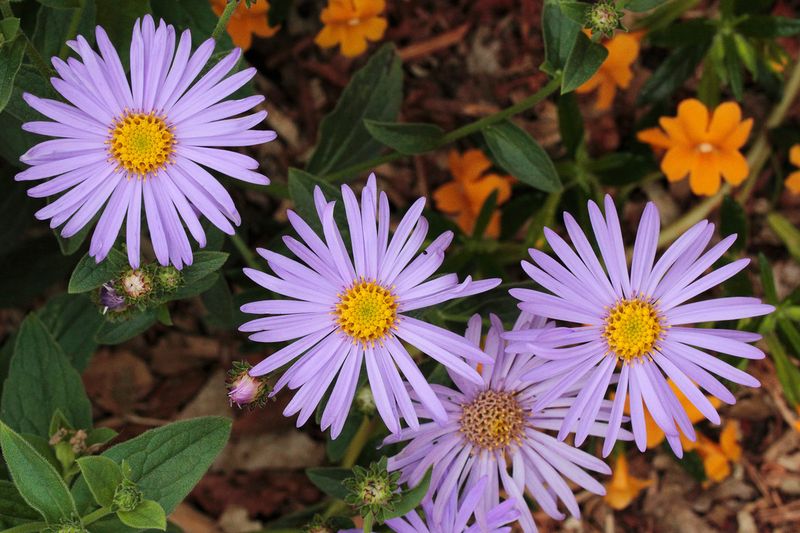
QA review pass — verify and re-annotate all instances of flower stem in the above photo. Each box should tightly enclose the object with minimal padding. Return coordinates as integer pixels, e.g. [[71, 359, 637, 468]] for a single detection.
[[229, 232, 260, 270], [82, 506, 113, 526], [323, 76, 563, 183], [212, 0, 240, 42], [342, 416, 376, 468], [658, 57, 800, 246]]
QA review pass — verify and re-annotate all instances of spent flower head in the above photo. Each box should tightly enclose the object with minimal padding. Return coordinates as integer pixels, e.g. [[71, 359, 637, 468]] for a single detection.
[[119, 267, 154, 302], [98, 283, 127, 313]]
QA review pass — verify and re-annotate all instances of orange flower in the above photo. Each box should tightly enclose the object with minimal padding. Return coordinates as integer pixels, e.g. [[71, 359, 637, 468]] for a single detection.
[[785, 145, 800, 195], [683, 421, 742, 484], [433, 150, 513, 238], [604, 454, 652, 510], [576, 32, 641, 110], [314, 0, 387, 58], [211, 0, 279, 50], [637, 99, 753, 196]]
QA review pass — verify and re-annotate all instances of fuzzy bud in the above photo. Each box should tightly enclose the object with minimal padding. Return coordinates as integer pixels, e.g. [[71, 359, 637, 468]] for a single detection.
[[113, 479, 143, 512], [155, 266, 182, 292], [227, 362, 270, 408], [587, 1, 624, 38]]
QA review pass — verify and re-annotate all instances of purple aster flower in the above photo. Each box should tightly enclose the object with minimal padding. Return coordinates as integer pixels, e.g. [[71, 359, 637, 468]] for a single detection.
[[507, 195, 774, 457], [386, 313, 622, 533], [385, 477, 519, 533], [239, 174, 500, 436], [16, 15, 275, 269]]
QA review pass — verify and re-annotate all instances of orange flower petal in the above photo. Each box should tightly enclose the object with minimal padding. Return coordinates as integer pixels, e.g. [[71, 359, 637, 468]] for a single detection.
[[720, 421, 742, 462], [340, 30, 368, 57], [452, 149, 493, 183], [486, 212, 502, 238], [594, 76, 617, 111], [360, 16, 387, 41], [464, 174, 513, 210], [786, 171, 800, 195], [789, 145, 800, 168], [315, 24, 342, 48], [432, 182, 466, 214], [717, 149, 749, 186], [659, 117, 690, 146], [689, 153, 721, 195], [703, 452, 731, 482], [604, 455, 652, 510], [604, 33, 640, 69], [576, 72, 602, 94], [676, 99, 710, 144], [661, 145, 696, 182], [456, 211, 475, 235], [707, 102, 743, 145], [637, 127, 673, 149], [720, 119, 753, 150]]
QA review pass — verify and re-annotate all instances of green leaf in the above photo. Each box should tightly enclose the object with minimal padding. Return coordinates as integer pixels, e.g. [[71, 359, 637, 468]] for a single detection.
[[0, 18, 20, 41], [638, 43, 710, 104], [95, 0, 152, 68], [86, 427, 118, 448], [363, 120, 444, 155], [68, 249, 127, 294], [305, 467, 352, 500], [288, 168, 347, 235], [118, 499, 167, 530], [383, 468, 431, 520], [758, 254, 778, 306], [326, 414, 363, 463], [766, 333, 800, 406], [94, 308, 158, 345], [37, 293, 103, 371], [37, 0, 81, 7], [0, 315, 92, 437], [201, 276, 236, 329], [561, 31, 608, 93], [0, 37, 26, 114], [634, 0, 700, 33], [767, 212, 800, 264], [72, 417, 231, 515], [553, 1, 589, 26], [483, 120, 561, 192], [0, 480, 41, 529], [541, 0, 582, 74], [308, 44, 403, 177], [161, 252, 229, 302], [557, 92, 583, 157], [55, 221, 93, 257], [76, 456, 122, 508], [720, 195, 747, 254], [626, 0, 663, 11], [0, 422, 77, 523], [722, 34, 744, 100], [737, 15, 800, 38]]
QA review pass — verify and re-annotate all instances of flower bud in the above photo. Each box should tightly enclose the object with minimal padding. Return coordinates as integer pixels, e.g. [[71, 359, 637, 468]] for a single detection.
[[155, 266, 182, 292], [227, 362, 270, 408], [355, 386, 376, 416], [343, 457, 400, 521], [113, 479, 143, 512], [587, 1, 624, 38]]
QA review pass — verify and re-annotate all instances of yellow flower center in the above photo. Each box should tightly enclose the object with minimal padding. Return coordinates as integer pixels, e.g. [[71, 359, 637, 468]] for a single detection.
[[460, 390, 525, 451], [109, 112, 175, 177], [603, 298, 663, 361], [697, 142, 714, 154], [335, 279, 398, 345]]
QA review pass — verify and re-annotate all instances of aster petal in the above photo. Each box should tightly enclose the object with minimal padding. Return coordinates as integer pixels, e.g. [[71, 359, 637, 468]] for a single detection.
[[602, 362, 630, 456], [652, 350, 720, 425]]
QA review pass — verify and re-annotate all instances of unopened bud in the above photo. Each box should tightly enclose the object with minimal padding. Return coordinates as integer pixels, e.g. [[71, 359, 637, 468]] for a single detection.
[[155, 266, 182, 292], [113, 479, 143, 512], [227, 362, 270, 408], [587, 1, 624, 38]]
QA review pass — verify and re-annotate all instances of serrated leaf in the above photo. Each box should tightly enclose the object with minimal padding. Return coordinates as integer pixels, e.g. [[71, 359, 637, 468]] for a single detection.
[[562, 31, 608, 93], [68, 249, 127, 294], [118, 499, 167, 530], [305, 467, 352, 500], [364, 120, 444, 155], [0, 315, 92, 437], [76, 456, 122, 508], [72, 417, 231, 515], [483, 120, 561, 192], [0, 422, 77, 523], [308, 44, 403, 177], [383, 468, 431, 520]]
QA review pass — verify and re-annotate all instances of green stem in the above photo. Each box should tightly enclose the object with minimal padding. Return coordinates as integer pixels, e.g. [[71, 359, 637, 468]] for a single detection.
[[59, 0, 86, 59], [212, 0, 240, 41], [82, 506, 113, 526], [2, 523, 47, 533], [658, 56, 800, 247], [341, 416, 376, 468], [323, 76, 563, 183], [229, 232, 260, 270]]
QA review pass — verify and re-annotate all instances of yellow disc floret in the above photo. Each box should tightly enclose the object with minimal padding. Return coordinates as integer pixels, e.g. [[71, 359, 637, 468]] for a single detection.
[[109, 111, 175, 177], [460, 390, 526, 451], [603, 298, 663, 361], [335, 279, 398, 345]]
